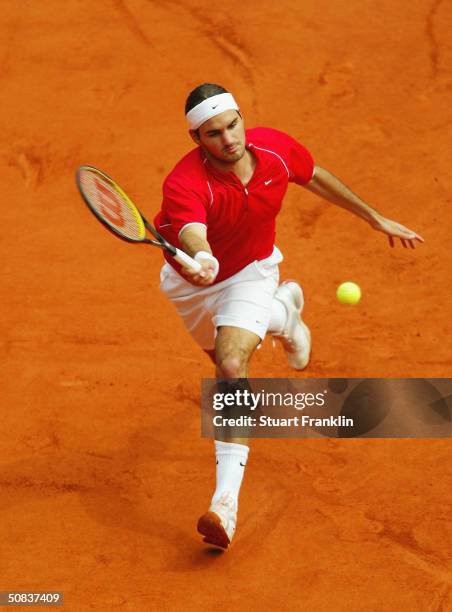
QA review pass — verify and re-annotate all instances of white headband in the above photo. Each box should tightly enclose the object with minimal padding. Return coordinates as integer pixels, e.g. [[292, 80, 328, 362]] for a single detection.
[[186, 93, 239, 130]]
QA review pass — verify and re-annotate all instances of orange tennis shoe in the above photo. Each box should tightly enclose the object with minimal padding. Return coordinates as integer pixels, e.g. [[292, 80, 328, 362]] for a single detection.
[[197, 492, 237, 549]]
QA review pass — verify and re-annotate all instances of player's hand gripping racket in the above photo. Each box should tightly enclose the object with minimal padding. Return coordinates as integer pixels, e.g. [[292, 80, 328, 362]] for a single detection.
[[76, 165, 201, 273]]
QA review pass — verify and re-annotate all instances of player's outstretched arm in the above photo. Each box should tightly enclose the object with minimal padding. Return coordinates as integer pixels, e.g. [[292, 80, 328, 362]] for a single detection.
[[179, 224, 219, 285], [304, 165, 424, 248]]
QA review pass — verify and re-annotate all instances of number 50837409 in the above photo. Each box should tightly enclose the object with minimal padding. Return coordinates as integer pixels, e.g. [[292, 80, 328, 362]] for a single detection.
[[0, 592, 63, 606]]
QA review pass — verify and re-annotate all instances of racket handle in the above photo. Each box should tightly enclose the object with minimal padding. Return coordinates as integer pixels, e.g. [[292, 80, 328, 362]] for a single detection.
[[173, 248, 202, 273]]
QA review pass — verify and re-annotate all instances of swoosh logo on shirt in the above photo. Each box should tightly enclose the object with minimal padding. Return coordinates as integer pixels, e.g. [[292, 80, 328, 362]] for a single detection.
[[264, 179, 272, 185], [211, 104, 219, 109]]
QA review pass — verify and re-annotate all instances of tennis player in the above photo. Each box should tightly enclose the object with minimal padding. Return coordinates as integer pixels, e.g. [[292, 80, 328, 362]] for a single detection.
[[154, 83, 424, 549]]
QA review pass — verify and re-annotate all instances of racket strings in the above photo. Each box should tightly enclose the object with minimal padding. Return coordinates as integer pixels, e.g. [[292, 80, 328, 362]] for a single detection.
[[79, 170, 145, 241]]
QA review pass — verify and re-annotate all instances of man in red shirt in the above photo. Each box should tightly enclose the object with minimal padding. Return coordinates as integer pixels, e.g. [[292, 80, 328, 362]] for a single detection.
[[155, 83, 423, 549]]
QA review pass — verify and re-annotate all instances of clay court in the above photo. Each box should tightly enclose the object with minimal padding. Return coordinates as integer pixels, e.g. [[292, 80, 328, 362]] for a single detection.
[[1, 0, 452, 609]]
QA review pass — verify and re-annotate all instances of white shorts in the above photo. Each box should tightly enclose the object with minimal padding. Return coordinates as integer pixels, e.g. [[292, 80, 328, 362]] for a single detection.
[[160, 246, 283, 350]]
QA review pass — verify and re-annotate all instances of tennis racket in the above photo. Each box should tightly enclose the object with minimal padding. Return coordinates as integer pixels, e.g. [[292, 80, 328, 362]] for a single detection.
[[76, 165, 201, 273]]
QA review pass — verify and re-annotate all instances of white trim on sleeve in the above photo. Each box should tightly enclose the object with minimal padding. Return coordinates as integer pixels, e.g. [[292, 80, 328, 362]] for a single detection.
[[178, 222, 207, 240], [250, 144, 290, 178]]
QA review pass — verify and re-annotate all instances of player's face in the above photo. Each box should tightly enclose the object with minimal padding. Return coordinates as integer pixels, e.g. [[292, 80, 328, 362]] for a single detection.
[[192, 110, 246, 163]]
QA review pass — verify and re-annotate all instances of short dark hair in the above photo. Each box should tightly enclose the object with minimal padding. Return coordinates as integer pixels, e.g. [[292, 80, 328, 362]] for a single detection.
[[185, 83, 229, 115]]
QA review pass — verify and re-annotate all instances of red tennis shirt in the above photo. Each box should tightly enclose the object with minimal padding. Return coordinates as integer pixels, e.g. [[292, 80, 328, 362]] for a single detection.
[[154, 127, 314, 283]]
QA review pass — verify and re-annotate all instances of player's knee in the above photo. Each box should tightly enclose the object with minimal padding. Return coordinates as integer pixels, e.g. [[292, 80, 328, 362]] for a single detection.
[[217, 355, 244, 378]]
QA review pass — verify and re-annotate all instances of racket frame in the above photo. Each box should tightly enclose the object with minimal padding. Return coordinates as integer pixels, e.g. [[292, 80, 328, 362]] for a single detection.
[[76, 165, 201, 272]]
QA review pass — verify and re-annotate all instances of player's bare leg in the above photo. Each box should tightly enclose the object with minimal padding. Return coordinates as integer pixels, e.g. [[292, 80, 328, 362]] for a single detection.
[[215, 325, 260, 439], [197, 326, 260, 549]]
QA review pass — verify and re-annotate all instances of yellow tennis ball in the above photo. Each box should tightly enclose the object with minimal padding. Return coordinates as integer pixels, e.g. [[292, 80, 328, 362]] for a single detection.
[[337, 281, 361, 305]]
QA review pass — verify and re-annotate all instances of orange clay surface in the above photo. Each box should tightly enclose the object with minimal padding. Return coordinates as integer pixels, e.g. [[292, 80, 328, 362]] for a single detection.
[[1, 1, 452, 610]]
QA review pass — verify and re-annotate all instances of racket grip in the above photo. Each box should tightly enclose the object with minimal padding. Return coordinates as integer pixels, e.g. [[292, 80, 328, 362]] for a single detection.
[[174, 248, 202, 273]]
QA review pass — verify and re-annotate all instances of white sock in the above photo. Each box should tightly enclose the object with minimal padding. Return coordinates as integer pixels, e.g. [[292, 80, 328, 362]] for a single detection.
[[268, 298, 287, 334], [211, 441, 249, 510]]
